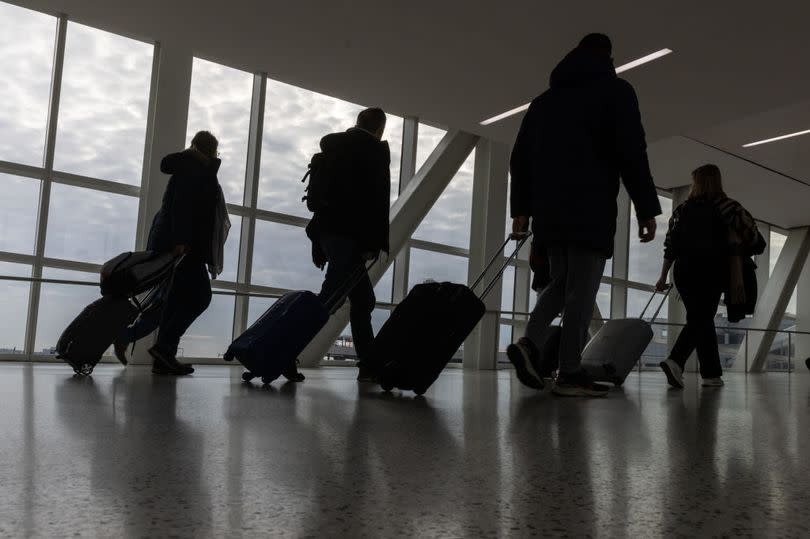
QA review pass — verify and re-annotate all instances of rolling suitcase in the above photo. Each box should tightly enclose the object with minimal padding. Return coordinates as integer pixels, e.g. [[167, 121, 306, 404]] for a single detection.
[[581, 286, 671, 386], [375, 234, 531, 395], [224, 260, 375, 385]]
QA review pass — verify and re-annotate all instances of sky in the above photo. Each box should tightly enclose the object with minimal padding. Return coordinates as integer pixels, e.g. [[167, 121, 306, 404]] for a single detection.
[[0, 1, 775, 358]]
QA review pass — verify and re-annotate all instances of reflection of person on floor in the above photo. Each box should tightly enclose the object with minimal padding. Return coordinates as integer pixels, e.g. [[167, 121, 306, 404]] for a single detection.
[[114, 131, 230, 375], [306, 108, 391, 383]]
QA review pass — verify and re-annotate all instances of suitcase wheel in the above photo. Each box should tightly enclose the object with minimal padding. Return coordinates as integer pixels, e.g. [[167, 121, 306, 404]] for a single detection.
[[75, 363, 95, 377], [241, 372, 256, 382]]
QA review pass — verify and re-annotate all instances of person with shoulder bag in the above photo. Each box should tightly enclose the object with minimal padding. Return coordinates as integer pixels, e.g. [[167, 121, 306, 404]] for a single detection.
[[656, 164, 764, 389]]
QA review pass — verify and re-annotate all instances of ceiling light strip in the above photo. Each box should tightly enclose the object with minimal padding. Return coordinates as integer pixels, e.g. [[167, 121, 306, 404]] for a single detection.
[[742, 128, 810, 148], [480, 48, 673, 126]]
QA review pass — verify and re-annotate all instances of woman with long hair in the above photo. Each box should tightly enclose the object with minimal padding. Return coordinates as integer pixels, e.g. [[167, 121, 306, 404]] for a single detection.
[[655, 164, 761, 388]]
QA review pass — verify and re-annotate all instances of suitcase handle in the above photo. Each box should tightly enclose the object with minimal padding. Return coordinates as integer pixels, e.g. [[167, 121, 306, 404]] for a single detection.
[[640, 285, 672, 323], [471, 233, 532, 300], [322, 256, 379, 315]]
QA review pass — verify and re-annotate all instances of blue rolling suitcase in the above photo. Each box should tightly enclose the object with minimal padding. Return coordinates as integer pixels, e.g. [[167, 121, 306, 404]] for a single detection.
[[224, 261, 373, 385]]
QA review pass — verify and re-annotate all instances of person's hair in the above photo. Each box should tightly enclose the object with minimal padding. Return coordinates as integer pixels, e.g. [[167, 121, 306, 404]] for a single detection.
[[578, 33, 612, 56], [690, 164, 726, 200], [356, 108, 387, 134], [191, 130, 219, 158]]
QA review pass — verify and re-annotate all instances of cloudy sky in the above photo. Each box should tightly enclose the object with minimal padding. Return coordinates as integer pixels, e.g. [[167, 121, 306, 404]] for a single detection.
[[0, 1, 784, 358]]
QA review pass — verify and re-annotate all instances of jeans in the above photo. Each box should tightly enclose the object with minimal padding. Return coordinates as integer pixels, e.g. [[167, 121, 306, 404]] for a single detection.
[[120, 256, 212, 358], [317, 234, 376, 363], [524, 245, 606, 376], [669, 258, 723, 378]]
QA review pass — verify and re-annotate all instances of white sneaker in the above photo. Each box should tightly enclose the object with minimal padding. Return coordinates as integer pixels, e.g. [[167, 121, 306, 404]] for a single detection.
[[659, 359, 684, 389], [702, 377, 724, 387]]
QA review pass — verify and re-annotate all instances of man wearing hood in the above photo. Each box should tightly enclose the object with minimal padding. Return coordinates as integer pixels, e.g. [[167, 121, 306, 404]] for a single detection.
[[114, 131, 224, 376], [507, 34, 661, 397], [306, 108, 391, 383]]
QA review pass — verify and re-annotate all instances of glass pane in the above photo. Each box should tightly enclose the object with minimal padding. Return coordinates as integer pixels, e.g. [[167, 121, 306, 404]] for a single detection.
[[498, 324, 513, 363], [374, 265, 394, 304], [629, 195, 672, 284], [35, 268, 99, 355], [415, 124, 446, 172], [770, 230, 797, 314], [258, 79, 363, 217], [0, 173, 40, 255], [414, 150, 474, 249], [45, 183, 137, 264], [387, 116, 404, 201], [54, 22, 153, 184], [178, 293, 233, 358], [215, 215, 241, 284], [0, 262, 31, 354], [501, 265, 515, 317], [252, 220, 323, 291], [0, 3, 55, 166], [408, 248, 468, 290], [187, 58, 252, 204], [596, 283, 611, 319], [247, 296, 277, 327], [627, 287, 668, 321]]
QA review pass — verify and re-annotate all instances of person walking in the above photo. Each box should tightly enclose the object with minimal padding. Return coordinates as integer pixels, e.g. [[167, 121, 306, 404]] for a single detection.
[[507, 33, 662, 397], [114, 131, 228, 375], [306, 108, 391, 382], [656, 164, 762, 388]]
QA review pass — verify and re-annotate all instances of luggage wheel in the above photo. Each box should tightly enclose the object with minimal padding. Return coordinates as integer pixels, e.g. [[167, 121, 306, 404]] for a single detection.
[[241, 372, 256, 382]]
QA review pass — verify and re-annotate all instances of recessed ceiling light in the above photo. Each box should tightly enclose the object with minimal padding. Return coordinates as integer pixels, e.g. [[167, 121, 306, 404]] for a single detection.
[[480, 48, 673, 126], [742, 128, 810, 148]]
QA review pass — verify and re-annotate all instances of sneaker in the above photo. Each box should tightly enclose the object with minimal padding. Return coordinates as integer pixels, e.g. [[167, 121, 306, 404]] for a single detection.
[[552, 370, 609, 397], [112, 337, 129, 366], [356, 363, 378, 383], [659, 359, 684, 389], [282, 361, 305, 382], [805, 357, 810, 372], [149, 347, 194, 376], [701, 377, 724, 387], [506, 339, 544, 390]]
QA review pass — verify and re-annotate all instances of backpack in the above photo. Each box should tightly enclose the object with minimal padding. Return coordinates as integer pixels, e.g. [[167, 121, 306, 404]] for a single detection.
[[100, 251, 177, 297], [301, 151, 343, 213]]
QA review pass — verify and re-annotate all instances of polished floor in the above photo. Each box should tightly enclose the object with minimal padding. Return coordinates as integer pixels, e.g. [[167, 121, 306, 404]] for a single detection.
[[0, 364, 809, 538]]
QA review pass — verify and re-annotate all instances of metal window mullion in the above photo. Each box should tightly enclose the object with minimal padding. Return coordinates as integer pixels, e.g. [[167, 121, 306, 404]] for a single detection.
[[51, 170, 140, 197], [0, 160, 45, 180], [134, 41, 162, 250], [24, 15, 68, 357], [233, 73, 266, 339], [393, 117, 418, 302]]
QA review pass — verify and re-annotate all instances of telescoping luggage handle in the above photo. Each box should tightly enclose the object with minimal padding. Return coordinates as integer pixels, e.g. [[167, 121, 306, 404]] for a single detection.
[[471, 233, 532, 300], [640, 285, 673, 323]]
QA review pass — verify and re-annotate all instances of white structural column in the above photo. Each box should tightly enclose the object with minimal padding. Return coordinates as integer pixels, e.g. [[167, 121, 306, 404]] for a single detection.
[[392, 117, 418, 303], [298, 130, 480, 367], [24, 16, 67, 357], [130, 41, 194, 364], [740, 227, 810, 372], [463, 139, 509, 370], [610, 187, 631, 319], [232, 74, 266, 340]]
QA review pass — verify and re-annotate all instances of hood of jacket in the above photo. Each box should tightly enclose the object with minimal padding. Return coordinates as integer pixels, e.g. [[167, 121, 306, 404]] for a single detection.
[[164, 149, 222, 177], [549, 48, 617, 89]]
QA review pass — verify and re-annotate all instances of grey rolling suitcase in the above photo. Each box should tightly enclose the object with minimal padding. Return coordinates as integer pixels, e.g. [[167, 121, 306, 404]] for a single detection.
[[581, 287, 671, 386]]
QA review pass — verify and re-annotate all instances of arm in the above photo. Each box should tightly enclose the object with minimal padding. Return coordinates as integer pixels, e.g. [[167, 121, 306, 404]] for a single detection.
[[613, 81, 661, 231], [509, 101, 537, 237], [160, 151, 185, 175], [656, 212, 677, 290]]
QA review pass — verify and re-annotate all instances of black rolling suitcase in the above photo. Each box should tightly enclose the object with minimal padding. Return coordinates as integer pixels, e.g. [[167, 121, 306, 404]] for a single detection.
[[374, 234, 531, 395]]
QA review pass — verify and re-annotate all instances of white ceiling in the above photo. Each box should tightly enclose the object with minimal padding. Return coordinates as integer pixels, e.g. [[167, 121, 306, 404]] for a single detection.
[[12, 0, 810, 227]]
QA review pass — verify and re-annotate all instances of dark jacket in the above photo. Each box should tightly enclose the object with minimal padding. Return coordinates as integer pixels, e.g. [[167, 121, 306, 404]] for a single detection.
[[306, 128, 391, 254], [510, 48, 661, 258], [147, 150, 221, 265]]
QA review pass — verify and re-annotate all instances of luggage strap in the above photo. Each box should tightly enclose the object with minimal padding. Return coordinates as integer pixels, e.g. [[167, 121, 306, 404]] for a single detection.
[[471, 233, 532, 300], [322, 256, 379, 315], [640, 285, 673, 323]]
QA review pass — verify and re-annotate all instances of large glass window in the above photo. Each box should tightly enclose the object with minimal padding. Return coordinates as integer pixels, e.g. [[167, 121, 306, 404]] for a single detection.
[[628, 195, 672, 284], [595, 283, 611, 319], [187, 58, 252, 204], [45, 184, 138, 264], [415, 124, 446, 172], [408, 248, 468, 290], [769, 230, 797, 315], [0, 173, 40, 255], [215, 215, 241, 284], [0, 262, 31, 354], [0, 2, 55, 166], [54, 22, 153, 184], [252, 220, 324, 291]]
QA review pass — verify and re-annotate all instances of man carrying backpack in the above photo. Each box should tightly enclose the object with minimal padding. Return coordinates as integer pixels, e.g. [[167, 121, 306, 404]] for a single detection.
[[305, 108, 391, 382]]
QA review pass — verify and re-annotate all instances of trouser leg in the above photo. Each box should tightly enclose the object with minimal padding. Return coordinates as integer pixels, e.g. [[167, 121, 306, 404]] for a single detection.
[[524, 249, 567, 351], [348, 271, 375, 362], [155, 259, 212, 357]]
